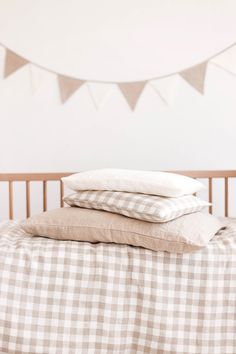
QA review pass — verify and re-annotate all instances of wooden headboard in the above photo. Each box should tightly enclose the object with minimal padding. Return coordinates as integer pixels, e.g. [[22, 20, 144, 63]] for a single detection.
[[0, 171, 236, 220]]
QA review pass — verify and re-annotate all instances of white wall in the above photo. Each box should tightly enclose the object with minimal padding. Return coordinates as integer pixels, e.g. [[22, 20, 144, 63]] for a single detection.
[[1, 63, 236, 172], [0, 0, 236, 81], [0, 0, 236, 219]]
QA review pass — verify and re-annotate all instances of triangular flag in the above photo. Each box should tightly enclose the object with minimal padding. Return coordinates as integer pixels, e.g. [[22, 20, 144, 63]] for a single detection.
[[58, 75, 85, 103], [211, 45, 236, 76], [149, 75, 179, 105], [118, 81, 146, 110], [87, 82, 115, 109], [29, 64, 54, 93], [180, 62, 208, 94], [4, 49, 28, 78]]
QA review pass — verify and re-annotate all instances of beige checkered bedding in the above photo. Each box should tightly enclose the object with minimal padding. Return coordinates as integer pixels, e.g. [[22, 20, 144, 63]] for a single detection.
[[0, 220, 236, 354], [64, 191, 209, 222]]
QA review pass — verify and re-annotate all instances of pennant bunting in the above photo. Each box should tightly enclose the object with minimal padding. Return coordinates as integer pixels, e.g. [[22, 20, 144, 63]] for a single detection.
[[149, 75, 179, 105], [58, 75, 85, 103], [118, 81, 147, 110], [0, 42, 236, 107], [4, 49, 28, 78], [180, 62, 208, 94], [87, 82, 115, 110]]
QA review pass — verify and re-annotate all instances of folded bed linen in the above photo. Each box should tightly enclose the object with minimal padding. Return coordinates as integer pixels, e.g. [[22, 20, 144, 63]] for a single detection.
[[0, 220, 236, 354]]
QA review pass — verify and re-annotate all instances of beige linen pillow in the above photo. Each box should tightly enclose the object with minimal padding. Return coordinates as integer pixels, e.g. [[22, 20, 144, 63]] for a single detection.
[[62, 169, 204, 198], [64, 191, 210, 223], [21, 207, 223, 253]]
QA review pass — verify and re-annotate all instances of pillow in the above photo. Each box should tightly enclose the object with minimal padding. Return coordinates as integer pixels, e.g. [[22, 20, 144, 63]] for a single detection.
[[61, 169, 204, 198], [64, 191, 210, 223], [21, 207, 223, 253]]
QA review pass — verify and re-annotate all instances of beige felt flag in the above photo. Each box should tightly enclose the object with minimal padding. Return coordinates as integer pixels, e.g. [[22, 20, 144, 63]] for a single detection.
[[118, 81, 147, 110], [58, 75, 85, 103], [4, 49, 28, 78], [180, 62, 208, 94]]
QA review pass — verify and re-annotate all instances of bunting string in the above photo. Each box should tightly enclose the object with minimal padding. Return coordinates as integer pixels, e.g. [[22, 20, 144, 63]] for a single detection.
[[0, 41, 236, 109]]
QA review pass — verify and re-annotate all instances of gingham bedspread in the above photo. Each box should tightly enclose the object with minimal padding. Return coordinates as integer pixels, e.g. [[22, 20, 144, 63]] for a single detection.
[[0, 220, 236, 354]]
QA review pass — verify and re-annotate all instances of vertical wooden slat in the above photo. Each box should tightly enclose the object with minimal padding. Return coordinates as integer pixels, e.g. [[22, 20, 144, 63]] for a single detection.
[[60, 181, 64, 207], [26, 181, 30, 218], [43, 181, 47, 212], [9, 181, 13, 220], [225, 177, 229, 217], [208, 177, 213, 214]]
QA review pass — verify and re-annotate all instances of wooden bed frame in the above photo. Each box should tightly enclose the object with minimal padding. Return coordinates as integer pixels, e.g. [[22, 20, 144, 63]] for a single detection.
[[0, 170, 235, 220]]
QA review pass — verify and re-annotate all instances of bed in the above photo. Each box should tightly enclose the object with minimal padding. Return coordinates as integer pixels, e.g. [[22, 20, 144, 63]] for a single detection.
[[0, 171, 236, 354]]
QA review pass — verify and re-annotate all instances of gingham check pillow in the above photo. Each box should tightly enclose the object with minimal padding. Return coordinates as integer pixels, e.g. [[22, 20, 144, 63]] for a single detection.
[[64, 191, 210, 222]]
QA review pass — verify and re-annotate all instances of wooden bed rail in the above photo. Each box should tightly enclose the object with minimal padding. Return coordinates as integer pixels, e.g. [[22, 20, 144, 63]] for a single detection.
[[175, 171, 234, 217], [0, 173, 71, 220], [0, 171, 236, 220]]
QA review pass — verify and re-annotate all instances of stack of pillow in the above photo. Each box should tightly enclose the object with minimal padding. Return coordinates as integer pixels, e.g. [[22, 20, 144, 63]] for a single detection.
[[22, 169, 224, 253]]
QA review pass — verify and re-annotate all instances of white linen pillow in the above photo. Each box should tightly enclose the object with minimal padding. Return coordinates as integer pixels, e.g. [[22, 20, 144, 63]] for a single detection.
[[64, 191, 210, 222], [62, 169, 204, 198]]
